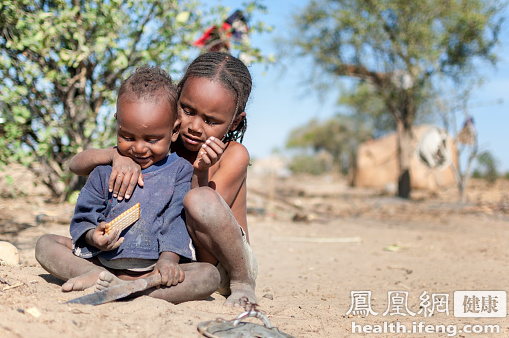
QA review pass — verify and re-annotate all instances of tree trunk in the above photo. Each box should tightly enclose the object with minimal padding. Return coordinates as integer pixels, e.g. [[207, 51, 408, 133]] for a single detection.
[[396, 120, 412, 199]]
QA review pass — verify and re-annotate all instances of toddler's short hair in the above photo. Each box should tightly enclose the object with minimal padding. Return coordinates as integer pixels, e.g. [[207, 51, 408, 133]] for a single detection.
[[118, 66, 177, 119]]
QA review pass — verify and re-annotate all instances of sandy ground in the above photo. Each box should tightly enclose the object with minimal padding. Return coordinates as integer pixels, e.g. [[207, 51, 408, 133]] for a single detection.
[[1, 164, 509, 337]]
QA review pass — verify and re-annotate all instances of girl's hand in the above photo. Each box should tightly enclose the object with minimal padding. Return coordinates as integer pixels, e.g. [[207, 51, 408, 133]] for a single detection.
[[86, 222, 124, 251], [153, 252, 184, 286], [193, 137, 226, 171], [109, 149, 144, 201]]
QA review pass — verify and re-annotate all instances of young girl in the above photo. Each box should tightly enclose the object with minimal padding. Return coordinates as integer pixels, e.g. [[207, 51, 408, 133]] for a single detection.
[[69, 52, 257, 307]]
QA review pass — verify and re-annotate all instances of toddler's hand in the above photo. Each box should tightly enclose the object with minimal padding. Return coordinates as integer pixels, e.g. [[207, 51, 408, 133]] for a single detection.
[[193, 137, 225, 171], [154, 254, 184, 286], [109, 149, 144, 201], [87, 222, 124, 251]]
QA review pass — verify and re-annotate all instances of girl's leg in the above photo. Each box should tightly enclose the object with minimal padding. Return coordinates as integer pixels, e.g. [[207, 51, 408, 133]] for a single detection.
[[183, 187, 257, 306], [35, 234, 107, 291]]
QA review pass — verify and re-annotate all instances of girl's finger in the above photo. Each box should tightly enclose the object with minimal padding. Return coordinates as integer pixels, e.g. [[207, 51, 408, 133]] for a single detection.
[[137, 173, 144, 187], [208, 137, 225, 150], [108, 171, 119, 194], [205, 141, 224, 156], [203, 145, 219, 163], [199, 150, 212, 165], [117, 172, 133, 200], [112, 172, 125, 199], [124, 177, 138, 200]]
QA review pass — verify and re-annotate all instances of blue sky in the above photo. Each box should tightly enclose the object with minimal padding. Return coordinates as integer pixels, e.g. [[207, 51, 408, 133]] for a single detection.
[[214, 1, 509, 172]]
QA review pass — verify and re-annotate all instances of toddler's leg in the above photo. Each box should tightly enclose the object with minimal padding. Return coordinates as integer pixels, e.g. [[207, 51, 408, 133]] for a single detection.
[[95, 262, 219, 303], [184, 187, 257, 306], [35, 234, 107, 291]]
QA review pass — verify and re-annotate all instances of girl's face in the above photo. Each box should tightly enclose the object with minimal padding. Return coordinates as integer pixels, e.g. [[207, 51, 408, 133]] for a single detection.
[[177, 76, 244, 152]]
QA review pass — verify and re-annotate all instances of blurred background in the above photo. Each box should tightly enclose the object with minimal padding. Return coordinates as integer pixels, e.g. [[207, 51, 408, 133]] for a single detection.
[[0, 0, 507, 201]]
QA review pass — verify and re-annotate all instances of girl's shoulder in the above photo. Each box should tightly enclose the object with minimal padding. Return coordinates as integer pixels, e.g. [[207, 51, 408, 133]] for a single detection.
[[223, 141, 250, 163], [212, 141, 250, 176]]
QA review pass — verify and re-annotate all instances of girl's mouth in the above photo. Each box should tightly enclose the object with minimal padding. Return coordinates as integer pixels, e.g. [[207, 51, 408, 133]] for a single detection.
[[183, 134, 203, 146]]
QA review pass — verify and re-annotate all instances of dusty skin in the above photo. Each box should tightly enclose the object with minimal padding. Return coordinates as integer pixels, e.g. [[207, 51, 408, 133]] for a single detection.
[[0, 163, 509, 337]]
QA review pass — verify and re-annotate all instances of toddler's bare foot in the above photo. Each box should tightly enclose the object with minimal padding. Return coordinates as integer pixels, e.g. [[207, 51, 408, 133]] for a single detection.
[[95, 270, 126, 291], [224, 281, 257, 307], [62, 269, 103, 292]]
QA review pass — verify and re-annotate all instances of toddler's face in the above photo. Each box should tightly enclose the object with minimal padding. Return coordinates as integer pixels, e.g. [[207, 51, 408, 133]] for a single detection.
[[116, 95, 176, 169], [177, 77, 243, 152]]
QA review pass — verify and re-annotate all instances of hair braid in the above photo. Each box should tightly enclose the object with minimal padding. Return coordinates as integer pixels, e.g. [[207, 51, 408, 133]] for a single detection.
[[177, 52, 252, 143]]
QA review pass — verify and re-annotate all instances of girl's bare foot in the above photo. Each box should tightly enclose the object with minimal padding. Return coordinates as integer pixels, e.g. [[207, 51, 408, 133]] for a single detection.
[[224, 281, 257, 307]]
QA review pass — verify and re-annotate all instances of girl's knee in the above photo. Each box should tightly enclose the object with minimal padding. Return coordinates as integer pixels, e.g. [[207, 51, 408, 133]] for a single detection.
[[184, 187, 225, 221], [184, 187, 218, 208]]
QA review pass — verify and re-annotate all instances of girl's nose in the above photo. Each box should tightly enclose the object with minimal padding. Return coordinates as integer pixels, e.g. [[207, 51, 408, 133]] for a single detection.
[[189, 117, 202, 134]]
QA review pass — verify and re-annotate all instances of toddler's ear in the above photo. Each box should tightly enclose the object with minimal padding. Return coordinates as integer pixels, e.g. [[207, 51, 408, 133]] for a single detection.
[[230, 112, 246, 131], [171, 118, 181, 142]]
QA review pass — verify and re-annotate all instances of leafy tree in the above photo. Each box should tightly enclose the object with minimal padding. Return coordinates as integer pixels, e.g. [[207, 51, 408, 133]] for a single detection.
[[286, 0, 504, 198], [0, 0, 268, 200], [474, 150, 499, 183]]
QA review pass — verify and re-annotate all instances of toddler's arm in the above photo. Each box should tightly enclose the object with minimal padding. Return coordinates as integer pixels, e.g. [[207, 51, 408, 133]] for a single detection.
[[153, 251, 184, 286], [69, 147, 144, 200], [84, 222, 124, 251]]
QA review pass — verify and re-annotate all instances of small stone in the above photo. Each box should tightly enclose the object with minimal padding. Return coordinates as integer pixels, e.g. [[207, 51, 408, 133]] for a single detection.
[[26, 307, 41, 318], [263, 293, 273, 300], [0, 241, 20, 266]]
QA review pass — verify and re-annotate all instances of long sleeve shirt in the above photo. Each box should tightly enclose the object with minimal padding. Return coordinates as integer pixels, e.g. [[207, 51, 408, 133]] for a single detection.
[[70, 153, 195, 261]]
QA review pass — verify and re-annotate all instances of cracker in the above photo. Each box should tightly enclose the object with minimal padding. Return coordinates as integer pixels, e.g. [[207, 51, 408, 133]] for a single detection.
[[105, 203, 140, 234]]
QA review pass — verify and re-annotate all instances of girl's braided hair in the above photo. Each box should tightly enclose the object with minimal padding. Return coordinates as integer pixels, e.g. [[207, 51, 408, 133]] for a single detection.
[[177, 52, 252, 143]]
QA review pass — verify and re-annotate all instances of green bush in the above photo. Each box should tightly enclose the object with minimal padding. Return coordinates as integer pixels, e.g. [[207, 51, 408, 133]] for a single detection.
[[288, 154, 331, 175]]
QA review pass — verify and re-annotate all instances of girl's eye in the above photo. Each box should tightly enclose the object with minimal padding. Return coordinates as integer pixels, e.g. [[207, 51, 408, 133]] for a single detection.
[[182, 108, 193, 116], [147, 139, 159, 144], [205, 120, 218, 126], [121, 135, 133, 141]]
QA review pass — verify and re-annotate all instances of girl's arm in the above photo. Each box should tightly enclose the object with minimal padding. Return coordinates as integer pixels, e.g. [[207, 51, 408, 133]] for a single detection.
[[195, 140, 250, 239], [69, 147, 117, 176], [190, 136, 249, 206], [207, 141, 250, 207], [69, 147, 143, 200], [191, 136, 225, 188]]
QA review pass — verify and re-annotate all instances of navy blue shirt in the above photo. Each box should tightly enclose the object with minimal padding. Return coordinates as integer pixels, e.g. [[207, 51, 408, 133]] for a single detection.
[[70, 153, 195, 261]]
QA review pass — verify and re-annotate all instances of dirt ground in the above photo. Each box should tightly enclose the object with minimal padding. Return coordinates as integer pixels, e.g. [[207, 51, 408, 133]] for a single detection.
[[1, 163, 509, 337]]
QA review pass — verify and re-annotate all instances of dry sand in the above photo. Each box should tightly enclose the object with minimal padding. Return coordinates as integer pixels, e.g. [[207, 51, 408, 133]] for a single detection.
[[1, 165, 509, 337]]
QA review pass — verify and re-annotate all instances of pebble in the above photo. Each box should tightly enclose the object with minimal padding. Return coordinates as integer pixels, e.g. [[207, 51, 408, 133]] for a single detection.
[[0, 241, 20, 266]]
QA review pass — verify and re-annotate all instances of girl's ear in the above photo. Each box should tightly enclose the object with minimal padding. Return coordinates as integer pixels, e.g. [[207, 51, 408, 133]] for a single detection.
[[230, 112, 246, 131], [171, 118, 181, 142]]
